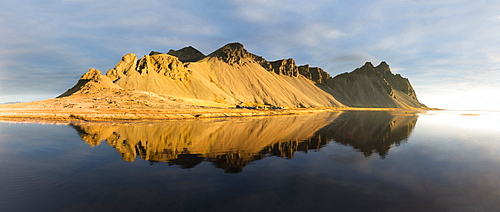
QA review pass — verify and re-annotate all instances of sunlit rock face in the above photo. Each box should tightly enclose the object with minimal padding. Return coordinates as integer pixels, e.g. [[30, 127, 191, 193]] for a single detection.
[[58, 68, 123, 98], [71, 111, 419, 172], [106, 53, 138, 82]]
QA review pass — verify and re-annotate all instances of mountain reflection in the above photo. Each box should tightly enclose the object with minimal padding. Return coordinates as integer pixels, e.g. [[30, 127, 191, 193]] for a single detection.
[[71, 111, 418, 172], [322, 111, 418, 157]]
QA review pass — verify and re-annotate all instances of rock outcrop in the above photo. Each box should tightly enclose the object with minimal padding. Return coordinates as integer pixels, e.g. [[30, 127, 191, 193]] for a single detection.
[[135, 54, 190, 81], [58, 68, 122, 97], [269, 59, 299, 77], [106, 53, 137, 82], [298, 65, 332, 84], [167, 46, 206, 62]]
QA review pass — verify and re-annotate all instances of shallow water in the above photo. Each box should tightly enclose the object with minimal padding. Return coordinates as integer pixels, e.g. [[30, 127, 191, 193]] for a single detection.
[[0, 111, 499, 211]]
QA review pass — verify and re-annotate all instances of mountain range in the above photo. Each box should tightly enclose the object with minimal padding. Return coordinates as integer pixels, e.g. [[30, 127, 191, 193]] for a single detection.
[[59, 42, 427, 109]]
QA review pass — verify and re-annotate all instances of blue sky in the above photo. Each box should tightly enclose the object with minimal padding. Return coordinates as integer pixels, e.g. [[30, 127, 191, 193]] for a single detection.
[[1, 0, 499, 110]]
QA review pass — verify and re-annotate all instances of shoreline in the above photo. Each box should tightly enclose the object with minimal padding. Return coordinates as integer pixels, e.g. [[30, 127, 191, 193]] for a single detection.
[[0, 107, 431, 123]]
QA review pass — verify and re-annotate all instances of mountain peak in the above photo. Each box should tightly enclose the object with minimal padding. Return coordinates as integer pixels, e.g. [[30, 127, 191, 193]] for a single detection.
[[167, 46, 205, 62], [351, 61, 378, 75], [208, 42, 255, 65], [376, 61, 391, 75], [378, 61, 389, 67], [363, 62, 375, 68], [222, 42, 245, 50]]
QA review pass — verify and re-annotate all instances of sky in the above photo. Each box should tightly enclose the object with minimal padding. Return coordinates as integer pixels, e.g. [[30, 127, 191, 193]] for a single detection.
[[1, 0, 499, 110]]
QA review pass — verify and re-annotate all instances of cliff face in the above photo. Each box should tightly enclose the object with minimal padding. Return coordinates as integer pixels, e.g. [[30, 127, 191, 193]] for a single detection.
[[58, 42, 426, 108], [269, 59, 299, 77], [298, 65, 332, 84], [375, 62, 418, 101]]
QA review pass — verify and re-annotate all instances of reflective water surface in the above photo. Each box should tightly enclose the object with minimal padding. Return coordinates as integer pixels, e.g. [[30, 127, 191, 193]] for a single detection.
[[0, 111, 499, 211]]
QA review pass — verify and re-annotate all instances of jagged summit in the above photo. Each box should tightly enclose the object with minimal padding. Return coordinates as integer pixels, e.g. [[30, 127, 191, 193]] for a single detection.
[[351, 62, 380, 75], [167, 46, 206, 62], [376, 61, 390, 72]]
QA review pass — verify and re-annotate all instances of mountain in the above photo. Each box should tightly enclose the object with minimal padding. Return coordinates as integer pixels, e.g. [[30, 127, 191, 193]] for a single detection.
[[58, 42, 426, 108], [324, 62, 426, 108]]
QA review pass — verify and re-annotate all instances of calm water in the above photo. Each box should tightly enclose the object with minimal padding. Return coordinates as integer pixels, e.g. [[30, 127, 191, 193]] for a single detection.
[[0, 111, 499, 211]]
